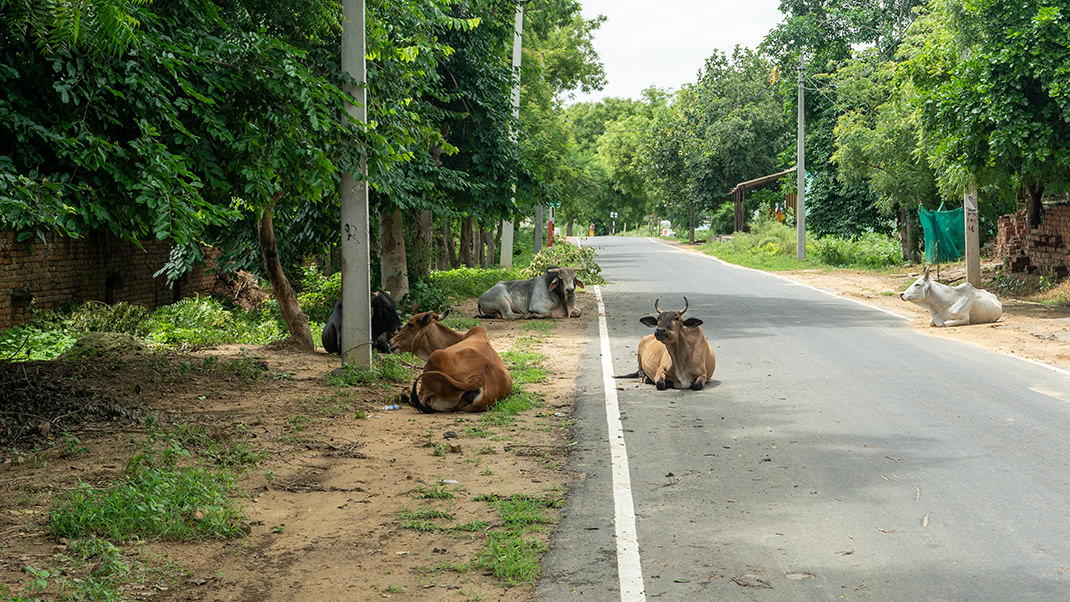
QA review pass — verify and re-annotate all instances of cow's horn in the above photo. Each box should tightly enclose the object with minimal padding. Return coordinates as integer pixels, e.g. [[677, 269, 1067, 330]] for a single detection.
[[681, 297, 689, 315], [654, 298, 662, 313], [438, 308, 451, 320]]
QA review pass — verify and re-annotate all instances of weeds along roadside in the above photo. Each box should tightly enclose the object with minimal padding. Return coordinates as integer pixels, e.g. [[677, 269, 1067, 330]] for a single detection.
[[1, 258, 577, 599]]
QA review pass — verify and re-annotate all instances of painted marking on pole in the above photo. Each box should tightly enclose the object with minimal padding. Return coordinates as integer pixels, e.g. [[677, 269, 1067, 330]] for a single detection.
[[595, 285, 646, 602]]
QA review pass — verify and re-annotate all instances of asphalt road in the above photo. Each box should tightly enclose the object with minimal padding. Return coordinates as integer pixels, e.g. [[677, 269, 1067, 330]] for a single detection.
[[537, 236, 1070, 602]]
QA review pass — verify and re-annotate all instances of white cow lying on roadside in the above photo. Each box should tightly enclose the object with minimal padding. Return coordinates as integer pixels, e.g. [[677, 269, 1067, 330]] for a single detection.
[[899, 266, 1002, 327]]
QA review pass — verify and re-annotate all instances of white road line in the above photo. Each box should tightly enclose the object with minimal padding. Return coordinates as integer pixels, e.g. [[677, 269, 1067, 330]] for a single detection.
[[595, 285, 646, 602]]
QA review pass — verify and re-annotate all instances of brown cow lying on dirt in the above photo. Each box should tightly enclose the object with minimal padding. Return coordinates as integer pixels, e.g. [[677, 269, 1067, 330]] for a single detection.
[[616, 297, 716, 390], [389, 310, 465, 360], [407, 324, 513, 413]]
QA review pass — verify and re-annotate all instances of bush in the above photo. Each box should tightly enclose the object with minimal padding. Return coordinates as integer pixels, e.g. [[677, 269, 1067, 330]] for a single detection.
[[144, 296, 284, 348], [0, 325, 79, 361], [297, 266, 341, 324], [812, 232, 900, 268], [63, 301, 151, 337], [521, 244, 605, 285], [429, 267, 525, 303]]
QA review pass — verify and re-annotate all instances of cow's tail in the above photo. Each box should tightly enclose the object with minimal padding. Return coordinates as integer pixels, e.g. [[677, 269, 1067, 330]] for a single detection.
[[409, 371, 485, 413], [613, 370, 640, 379], [408, 375, 435, 414]]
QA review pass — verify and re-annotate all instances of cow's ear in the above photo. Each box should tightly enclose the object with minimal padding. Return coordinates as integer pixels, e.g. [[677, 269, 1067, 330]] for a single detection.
[[639, 316, 658, 328], [682, 318, 703, 328], [420, 312, 435, 326], [548, 278, 560, 292], [574, 278, 585, 288]]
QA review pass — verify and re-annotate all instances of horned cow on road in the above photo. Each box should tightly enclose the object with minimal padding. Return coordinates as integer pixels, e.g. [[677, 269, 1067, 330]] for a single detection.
[[899, 266, 1002, 327], [617, 297, 716, 391], [408, 325, 513, 413], [477, 266, 584, 319]]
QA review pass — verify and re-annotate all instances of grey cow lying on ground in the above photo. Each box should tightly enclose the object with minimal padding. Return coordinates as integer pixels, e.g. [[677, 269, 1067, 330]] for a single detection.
[[477, 266, 584, 319]]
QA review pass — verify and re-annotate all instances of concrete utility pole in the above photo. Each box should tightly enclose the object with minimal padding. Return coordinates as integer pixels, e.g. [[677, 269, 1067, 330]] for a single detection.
[[500, 2, 524, 268], [964, 187, 981, 286], [340, 0, 372, 367], [796, 59, 806, 261]]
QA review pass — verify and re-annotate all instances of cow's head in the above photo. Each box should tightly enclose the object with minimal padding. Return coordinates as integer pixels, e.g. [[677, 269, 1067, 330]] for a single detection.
[[389, 309, 450, 354], [547, 266, 585, 298], [899, 266, 931, 302], [640, 297, 704, 343]]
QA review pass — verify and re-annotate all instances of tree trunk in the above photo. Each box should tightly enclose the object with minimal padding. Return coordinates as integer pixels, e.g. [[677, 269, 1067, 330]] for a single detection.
[[898, 207, 914, 263], [483, 228, 496, 268], [566, 219, 574, 237], [411, 209, 434, 282], [476, 226, 486, 266], [460, 216, 475, 267], [494, 222, 503, 264], [688, 208, 696, 244], [534, 205, 544, 252], [1027, 183, 1045, 229], [259, 196, 314, 351], [441, 218, 458, 268], [379, 205, 409, 300]]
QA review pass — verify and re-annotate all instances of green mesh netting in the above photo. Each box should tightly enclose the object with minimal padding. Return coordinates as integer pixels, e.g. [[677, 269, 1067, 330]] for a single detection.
[[918, 204, 964, 263]]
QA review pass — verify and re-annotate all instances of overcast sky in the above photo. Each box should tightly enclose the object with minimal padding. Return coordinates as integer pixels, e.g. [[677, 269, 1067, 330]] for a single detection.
[[569, 0, 786, 103]]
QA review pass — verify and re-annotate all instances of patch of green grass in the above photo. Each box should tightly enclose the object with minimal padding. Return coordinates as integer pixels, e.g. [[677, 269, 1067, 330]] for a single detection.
[[443, 316, 480, 331], [326, 353, 418, 387], [482, 390, 542, 427], [499, 349, 548, 385], [473, 531, 547, 585], [408, 483, 456, 500], [49, 465, 245, 541], [521, 320, 555, 332]]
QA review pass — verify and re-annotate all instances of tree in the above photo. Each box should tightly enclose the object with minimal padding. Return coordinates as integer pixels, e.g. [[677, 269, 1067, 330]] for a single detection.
[[762, 0, 927, 239], [831, 50, 938, 260], [902, 0, 1070, 228]]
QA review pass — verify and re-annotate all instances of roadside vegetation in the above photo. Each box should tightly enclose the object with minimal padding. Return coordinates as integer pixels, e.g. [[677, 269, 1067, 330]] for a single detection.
[[691, 218, 1070, 308], [0, 247, 581, 600]]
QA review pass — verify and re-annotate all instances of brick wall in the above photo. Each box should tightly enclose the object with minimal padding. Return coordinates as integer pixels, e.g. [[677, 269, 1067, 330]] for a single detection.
[[0, 231, 217, 329], [997, 204, 1070, 276]]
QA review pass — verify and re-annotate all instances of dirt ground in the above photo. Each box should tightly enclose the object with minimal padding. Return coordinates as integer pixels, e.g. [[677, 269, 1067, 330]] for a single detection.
[[3, 252, 1070, 601], [0, 295, 594, 602]]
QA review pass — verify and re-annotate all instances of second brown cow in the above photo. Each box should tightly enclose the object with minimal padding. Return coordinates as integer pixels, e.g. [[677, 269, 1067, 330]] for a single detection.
[[404, 322, 513, 413]]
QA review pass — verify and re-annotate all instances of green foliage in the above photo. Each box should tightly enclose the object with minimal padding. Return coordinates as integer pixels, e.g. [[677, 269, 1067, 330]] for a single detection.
[[704, 219, 903, 270], [144, 296, 283, 348], [297, 267, 342, 324], [0, 324, 79, 361], [811, 232, 902, 268], [428, 267, 525, 303], [902, 0, 1070, 196], [61, 301, 151, 337], [521, 244, 605, 284], [404, 277, 451, 314]]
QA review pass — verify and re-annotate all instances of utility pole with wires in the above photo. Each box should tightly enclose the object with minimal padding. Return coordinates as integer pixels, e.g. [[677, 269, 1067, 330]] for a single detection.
[[796, 57, 806, 261]]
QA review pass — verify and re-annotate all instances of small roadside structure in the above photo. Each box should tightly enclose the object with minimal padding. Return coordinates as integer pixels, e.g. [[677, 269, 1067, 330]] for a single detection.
[[728, 167, 797, 232]]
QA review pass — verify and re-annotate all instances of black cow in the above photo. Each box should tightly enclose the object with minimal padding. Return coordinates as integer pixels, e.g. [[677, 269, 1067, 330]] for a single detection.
[[322, 291, 402, 355]]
